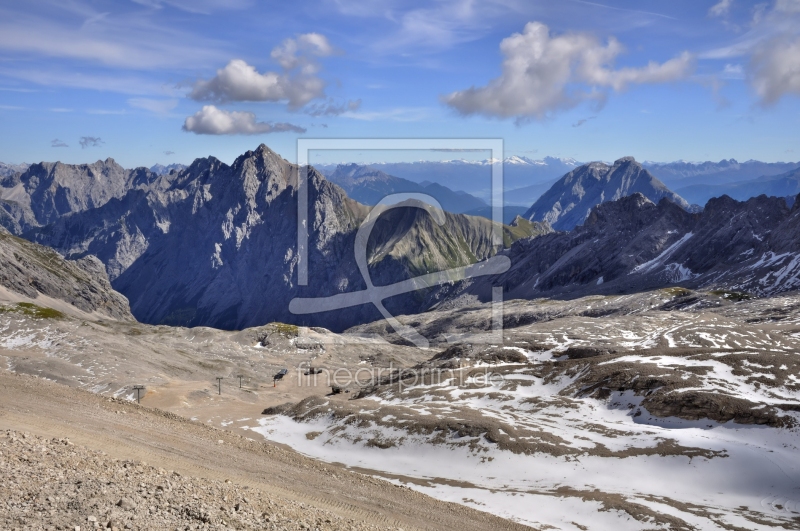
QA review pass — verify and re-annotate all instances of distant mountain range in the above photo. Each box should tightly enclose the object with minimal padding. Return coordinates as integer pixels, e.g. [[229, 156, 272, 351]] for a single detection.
[[326, 163, 487, 214], [150, 163, 187, 176], [0, 162, 29, 178], [643, 159, 800, 188], [316, 156, 581, 201], [524, 157, 690, 231], [674, 167, 800, 206]]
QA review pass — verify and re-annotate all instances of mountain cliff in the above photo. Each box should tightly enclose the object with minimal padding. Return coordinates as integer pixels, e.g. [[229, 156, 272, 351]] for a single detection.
[[0, 226, 132, 320], [523, 157, 690, 231], [29, 145, 545, 330], [0, 158, 159, 233], [457, 192, 800, 304]]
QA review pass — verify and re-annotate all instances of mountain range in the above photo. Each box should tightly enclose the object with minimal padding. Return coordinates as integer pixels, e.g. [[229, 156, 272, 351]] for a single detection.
[[454, 192, 800, 306], [524, 157, 691, 231], [12, 145, 544, 331], [674, 166, 800, 206], [316, 156, 581, 201], [643, 158, 800, 187], [150, 163, 187, 176], [3, 146, 800, 332], [326, 163, 487, 214]]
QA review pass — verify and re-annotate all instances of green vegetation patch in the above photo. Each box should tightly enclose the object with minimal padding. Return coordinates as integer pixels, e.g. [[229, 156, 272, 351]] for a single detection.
[[0, 302, 65, 319], [268, 322, 300, 338]]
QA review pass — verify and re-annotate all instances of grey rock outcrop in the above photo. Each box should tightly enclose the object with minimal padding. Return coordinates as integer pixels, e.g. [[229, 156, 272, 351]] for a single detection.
[[0, 227, 132, 319], [0, 158, 159, 233], [524, 157, 690, 231], [461, 192, 800, 303], [30, 145, 542, 331]]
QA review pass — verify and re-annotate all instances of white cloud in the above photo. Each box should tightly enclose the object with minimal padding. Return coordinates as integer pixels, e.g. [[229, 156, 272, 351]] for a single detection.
[[340, 106, 431, 122], [128, 97, 178, 115], [131, 0, 252, 14], [182, 105, 306, 135], [775, 0, 800, 13], [270, 33, 335, 70], [304, 99, 361, 116], [709, 0, 734, 18], [0, 3, 227, 70], [189, 59, 325, 109], [749, 34, 800, 104], [190, 34, 336, 109], [443, 22, 694, 120], [722, 63, 744, 79], [51, 139, 68, 148], [701, 0, 800, 104]]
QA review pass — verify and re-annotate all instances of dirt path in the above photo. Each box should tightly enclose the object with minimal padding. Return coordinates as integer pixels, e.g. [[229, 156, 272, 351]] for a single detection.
[[0, 371, 532, 530]]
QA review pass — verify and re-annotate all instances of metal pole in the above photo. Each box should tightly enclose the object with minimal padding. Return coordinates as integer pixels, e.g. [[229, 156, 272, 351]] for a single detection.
[[133, 385, 145, 404], [216, 377, 223, 395], [237, 375, 244, 388]]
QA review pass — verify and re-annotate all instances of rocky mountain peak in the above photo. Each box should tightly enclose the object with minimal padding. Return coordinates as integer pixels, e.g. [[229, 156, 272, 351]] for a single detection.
[[613, 156, 638, 166], [524, 158, 690, 231]]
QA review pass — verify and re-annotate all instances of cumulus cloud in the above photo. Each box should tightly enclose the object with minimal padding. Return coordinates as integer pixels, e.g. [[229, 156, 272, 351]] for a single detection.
[[709, 0, 734, 17], [270, 33, 335, 70], [182, 105, 306, 135], [750, 34, 800, 104], [442, 22, 694, 120], [79, 136, 104, 148], [304, 99, 361, 116], [189, 33, 335, 109], [51, 138, 68, 147]]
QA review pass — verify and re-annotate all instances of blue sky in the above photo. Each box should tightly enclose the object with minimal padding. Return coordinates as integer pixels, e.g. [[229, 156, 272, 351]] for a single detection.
[[0, 0, 799, 168]]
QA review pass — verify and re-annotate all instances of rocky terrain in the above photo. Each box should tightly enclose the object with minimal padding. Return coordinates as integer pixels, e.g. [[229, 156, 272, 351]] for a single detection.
[[1, 429, 396, 531], [24, 145, 542, 331], [455, 191, 800, 305], [524, 157, 691, 230], [0, 161, 29, 178], [150, 163, 187, 176], [2, 268, 800, 528], [0, 372, 526, 531], [0, 158, 159, 233], [0, 226, 131, 320]]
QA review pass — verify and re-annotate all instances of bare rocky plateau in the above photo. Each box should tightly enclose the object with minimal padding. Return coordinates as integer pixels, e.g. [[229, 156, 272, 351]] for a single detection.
[[1, 284, 800, 529]]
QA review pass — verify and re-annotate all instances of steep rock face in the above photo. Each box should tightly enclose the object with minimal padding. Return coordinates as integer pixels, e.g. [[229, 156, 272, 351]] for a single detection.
[[524, 157, 690, 231], [0, 227, 132, 319], [0, 159, 160, 233], [31, 145, 540, 331], [461, 192, 800, 303]]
